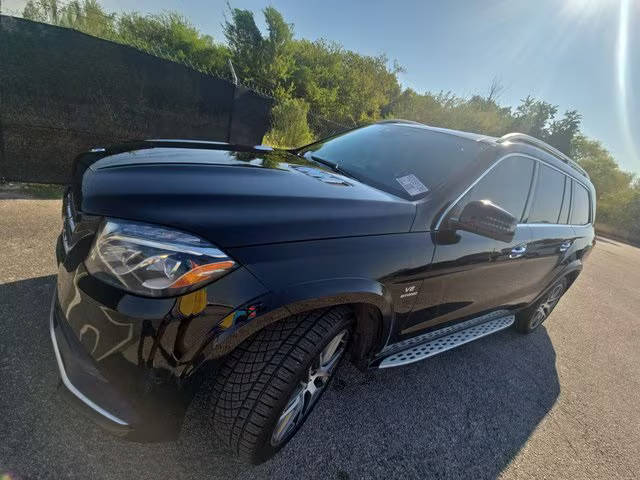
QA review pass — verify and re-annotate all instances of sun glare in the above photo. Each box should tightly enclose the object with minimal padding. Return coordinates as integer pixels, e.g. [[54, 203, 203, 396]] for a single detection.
[[562, 0, 616, 18], [616, 0, 638, 166]]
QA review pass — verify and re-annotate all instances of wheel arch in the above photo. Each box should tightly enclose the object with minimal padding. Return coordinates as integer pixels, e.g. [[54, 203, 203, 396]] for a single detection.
[[192, 278, 394, 373], [527, 262, 583, 309], [563, 266, 582, 289]]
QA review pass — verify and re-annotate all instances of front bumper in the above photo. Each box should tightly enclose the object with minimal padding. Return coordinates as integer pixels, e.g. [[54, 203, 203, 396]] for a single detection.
[[52, 228, 272, 440], [50, 290, 132, 435], [50, 286, 186, 440]]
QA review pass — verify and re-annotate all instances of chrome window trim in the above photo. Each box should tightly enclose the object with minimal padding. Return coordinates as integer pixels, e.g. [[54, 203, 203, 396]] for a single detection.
[[435, 153, 592, 230], [49, 292, 129, 426], [520, 223, 591, 228]]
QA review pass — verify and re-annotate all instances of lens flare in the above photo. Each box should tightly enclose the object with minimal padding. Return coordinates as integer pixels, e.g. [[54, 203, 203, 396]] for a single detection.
[[616, 0, 638, 166]]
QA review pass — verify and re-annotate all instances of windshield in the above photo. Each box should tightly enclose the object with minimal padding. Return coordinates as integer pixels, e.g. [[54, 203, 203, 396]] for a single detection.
[[301, 123, 480, 199]]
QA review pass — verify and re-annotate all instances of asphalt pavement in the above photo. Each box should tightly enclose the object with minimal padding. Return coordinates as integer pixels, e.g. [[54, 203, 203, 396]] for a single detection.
[[1, 198, 639, 479]]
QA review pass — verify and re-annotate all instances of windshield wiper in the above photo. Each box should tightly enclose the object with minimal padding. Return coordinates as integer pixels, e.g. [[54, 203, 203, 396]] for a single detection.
[[309, 154, 338, 170], [309, 155, 355, 179]]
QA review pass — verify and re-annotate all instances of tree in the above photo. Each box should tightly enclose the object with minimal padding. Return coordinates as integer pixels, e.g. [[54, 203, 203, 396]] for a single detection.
[[290, 39, 401, 127], [222, 6, 403, 139], [511, 96, 557, 139], [486, 77, 504, 103], [23, 0, 62, 24], [571, 135, 635, 226], [118, 12, 230, 74], [224, 6, 295, 95], [545, 110, 581, 155], [23, 0, 117, 39], [263, 98, 313, 148]]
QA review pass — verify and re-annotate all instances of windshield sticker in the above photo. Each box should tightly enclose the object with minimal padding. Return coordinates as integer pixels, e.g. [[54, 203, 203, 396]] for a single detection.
[[396, 174, 429, 196]]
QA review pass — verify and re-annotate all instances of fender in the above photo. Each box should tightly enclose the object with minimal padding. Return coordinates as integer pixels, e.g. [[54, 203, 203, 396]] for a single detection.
[[183, 277, 394, 377], [563, 258, 584, 277], [526, 259, 583, 309], [277, 277, 395, 360], [277, 277, 392, 319], [555, 258, 583, 290]]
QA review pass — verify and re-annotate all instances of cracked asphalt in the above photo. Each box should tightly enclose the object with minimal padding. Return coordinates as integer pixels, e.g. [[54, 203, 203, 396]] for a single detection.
[[1, 198, 639, 479]]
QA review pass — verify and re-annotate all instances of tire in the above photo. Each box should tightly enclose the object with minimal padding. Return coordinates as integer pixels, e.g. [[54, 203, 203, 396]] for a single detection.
[[210, 306, 353, 464], [515, 277, 567, 333]]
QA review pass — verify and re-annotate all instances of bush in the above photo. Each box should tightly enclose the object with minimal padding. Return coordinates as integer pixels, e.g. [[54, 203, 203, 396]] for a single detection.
[[262, 98, 314, 148]]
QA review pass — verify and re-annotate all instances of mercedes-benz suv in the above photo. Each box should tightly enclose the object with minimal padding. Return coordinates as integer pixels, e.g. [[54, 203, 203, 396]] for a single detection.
[[51, 120, 595, 463]]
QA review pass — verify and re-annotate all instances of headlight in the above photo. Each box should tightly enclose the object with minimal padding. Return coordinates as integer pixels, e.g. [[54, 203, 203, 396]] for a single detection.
[[85, 218, 237, 297]]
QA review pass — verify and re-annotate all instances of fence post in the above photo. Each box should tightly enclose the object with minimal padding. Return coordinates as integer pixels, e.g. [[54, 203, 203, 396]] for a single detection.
[[228, 59, 238, 86], [227, 59, 238, 143]]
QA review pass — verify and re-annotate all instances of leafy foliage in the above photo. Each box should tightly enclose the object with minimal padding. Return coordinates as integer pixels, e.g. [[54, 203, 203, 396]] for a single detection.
[[118, 12, 230, 74], [224, 7, 295, 96], [21, 0, 640, 237], [23, 0, 116, 38], [263, 98, 313, 148], [572, 135, 639, 234]]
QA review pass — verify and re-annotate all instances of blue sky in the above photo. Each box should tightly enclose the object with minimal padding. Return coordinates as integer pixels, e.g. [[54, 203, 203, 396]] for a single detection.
[[5, 0, 639, 173]]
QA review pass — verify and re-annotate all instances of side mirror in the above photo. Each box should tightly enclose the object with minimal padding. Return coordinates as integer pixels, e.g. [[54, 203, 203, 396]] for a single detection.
[[454, 200, 517, 242]]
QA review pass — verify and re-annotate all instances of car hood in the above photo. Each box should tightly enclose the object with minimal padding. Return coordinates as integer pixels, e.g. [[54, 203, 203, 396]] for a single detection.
[[76, 143, 416, 247]]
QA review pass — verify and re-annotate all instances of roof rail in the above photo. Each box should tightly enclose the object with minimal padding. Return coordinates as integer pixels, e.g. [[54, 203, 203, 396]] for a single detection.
[[497, 132, 589, 178], [376, 118, 423, 125]]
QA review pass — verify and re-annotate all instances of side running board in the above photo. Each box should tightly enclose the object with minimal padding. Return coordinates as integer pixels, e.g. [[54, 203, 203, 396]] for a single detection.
[[378, 311, 515, 369]]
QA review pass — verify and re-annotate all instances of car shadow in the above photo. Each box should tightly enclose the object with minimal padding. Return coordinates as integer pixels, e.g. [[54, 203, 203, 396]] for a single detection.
[[1, 275, 559, 480]]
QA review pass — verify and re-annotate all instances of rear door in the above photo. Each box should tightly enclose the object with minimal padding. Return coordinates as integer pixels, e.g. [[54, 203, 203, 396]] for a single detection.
[[523, 164, 577, 300], [568, 179, 596, 264]]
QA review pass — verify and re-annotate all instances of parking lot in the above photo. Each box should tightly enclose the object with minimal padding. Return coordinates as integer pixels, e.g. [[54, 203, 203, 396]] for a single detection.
[[1, 197, 639, 479]]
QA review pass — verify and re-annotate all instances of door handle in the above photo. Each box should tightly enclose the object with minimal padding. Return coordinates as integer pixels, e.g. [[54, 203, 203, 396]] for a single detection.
[[509, 245, 527, 259], [559, 241, 572, 252]]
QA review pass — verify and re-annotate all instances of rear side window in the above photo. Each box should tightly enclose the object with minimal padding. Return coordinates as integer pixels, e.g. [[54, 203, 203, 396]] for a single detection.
[[527, 164, 565, 224], [570, 182, 591, 225], [453, 156, 534, 221]]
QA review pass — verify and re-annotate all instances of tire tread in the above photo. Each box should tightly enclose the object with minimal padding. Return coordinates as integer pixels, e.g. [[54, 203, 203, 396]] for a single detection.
[[211, 306, 351, 462]]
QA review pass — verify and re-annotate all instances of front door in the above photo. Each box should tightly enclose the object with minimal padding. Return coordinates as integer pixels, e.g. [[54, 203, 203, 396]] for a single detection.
[[401, 154, 536, 337]]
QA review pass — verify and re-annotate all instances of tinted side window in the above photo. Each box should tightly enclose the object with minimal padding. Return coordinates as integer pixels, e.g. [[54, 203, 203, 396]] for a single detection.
[[571, 182, 590, 225], [527, 164, 565, 224], [451, 156, 534, 221]]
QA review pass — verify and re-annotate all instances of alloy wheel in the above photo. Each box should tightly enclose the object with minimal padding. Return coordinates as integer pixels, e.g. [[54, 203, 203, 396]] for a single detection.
[[530, 282, 564, 329], [270, 329, 349, 446]]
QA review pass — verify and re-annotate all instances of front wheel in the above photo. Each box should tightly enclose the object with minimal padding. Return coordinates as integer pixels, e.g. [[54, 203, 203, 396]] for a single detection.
[[210, 307, 353, 464], [515, 277, 567, 333]]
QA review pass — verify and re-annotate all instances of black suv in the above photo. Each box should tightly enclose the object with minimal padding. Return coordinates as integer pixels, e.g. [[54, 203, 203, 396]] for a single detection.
[[52, 120, 595, 463]]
